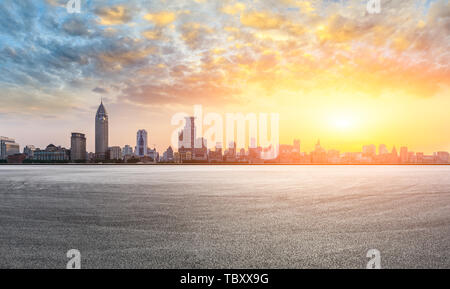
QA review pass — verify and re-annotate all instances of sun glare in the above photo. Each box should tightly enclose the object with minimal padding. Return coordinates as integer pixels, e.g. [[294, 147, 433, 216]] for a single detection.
[[332, 116, 354, 131]]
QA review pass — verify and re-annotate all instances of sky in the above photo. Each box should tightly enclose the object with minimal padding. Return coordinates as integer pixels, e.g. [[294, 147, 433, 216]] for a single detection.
[[0, 0, 449, 154]]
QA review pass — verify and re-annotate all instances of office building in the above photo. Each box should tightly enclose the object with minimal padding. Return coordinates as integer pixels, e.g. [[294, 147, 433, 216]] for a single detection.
[[71, 133, 87, 161], [0, 136, 20, 160], [379, 144, 389, 155], [178, 116, 196, 150], [135, 130, 148, 157], [23, 145, 36, 159], [436, 151, 449, 163], [363, 144, 377, 158], [95, 101, 109, 160], [293, 139, 301, 153], [162, 146, 174, 162], [400, 147, 408, 163], [109, 146, 122, 160], [122, 145, 133, 156]]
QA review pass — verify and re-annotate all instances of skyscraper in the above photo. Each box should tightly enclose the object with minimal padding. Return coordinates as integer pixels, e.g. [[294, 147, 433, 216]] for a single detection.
[[400, 147, 408, 163], [135, 130, 148, 157], [71, 132, 87, 161], [293, 139, 300, 153], [379, 144, 389, 155], [178, 116, 196, 150], [95, 101, 109, 160], [122, 145, 134, 157]]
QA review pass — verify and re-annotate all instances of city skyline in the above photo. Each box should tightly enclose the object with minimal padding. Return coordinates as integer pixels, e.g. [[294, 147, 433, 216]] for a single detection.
[[0, 1, 449, 154], [1, 98, 450, 164], [2, 98, 450, 158]]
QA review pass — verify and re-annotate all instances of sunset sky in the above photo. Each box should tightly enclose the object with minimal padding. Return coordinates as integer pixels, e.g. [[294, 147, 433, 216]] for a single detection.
[[0, 0, 449, 153]]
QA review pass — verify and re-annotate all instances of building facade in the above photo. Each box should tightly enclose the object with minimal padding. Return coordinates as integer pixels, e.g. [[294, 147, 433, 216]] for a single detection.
[[95, 101, 109, 160], [122, 145, 133, 156], [71, 132, 87, 161], [0, 136, 20, 160], [400, 147, 408, 163], [34, 144, 70, 161], [162, 146, 174, 162], [147, 148, 159, 162], [135, 130, 148, 157], [178, 116, 196, 151], [23, 145, 36, 159], [109, 146, 122, 160]]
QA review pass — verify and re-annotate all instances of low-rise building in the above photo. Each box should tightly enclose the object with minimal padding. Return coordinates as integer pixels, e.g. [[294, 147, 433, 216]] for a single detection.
[[23, 145, 36, 159], [7, 154, 26, 164], [33, 144, 70, 162]]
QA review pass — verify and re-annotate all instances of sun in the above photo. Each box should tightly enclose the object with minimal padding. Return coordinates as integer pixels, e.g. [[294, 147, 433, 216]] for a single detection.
[[331, 115, 355, 131], [334, 118, 352, 129]]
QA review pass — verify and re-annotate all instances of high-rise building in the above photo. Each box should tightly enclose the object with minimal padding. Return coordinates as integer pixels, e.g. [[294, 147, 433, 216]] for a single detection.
[[109, 146, 122, 160], [0, 136, 20, 160], [379, 144, 389, 155], [135, 130, 148, 157], [147, 148, 159, 162], [293, 139, 300, 153], [416, 152, 424, 163], [390, 146, 399, 163], [95, 101, 109, 160], [194, 137, 208, 160], [363, 144, 376, 158], [400, 147, 408, 163], [312, 139, 327, 163], [122, 145, 133, 156], [392, 146, 398, 157], [178, 116, 196, 150], [162, 146, 174, 162], [71, 132, 87, 161], [436, 151, 449, 163], [250, 137, 257, 149], [228, 141, 236, 156]]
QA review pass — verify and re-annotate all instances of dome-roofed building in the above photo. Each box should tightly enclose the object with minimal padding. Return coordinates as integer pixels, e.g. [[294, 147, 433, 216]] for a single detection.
[[33, 144, 70, 161]]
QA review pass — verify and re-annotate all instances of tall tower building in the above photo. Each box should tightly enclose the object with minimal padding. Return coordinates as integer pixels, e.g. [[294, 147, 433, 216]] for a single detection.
[[135, 130, 148, 157], [293, 139, 300, 153], [71, 132, 87, 161], [178, 116, 196, 150], [379, 144, 389, 155], [95, 101, 109, 160], [400, 146, 408, 163]]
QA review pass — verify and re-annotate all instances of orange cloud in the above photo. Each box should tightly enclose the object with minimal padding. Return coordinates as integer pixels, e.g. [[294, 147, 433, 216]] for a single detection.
[[241, 11, 285, 30], [143, 11, 177, 26], [221, 3, 246, 15], [181, 23, 214, 49], [98, 47, 155, 71], [142, 29, 163, 40], [95, 6, 132, 25]]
